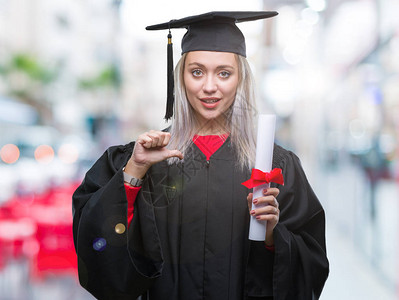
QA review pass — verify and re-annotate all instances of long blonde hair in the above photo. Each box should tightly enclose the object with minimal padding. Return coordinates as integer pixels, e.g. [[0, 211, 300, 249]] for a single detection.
[[168, 53, 257, 170]]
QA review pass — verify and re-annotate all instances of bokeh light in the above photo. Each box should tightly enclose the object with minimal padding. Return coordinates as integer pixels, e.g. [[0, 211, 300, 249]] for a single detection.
[[22, 238, 40, 257], [306, 0, 327, 12], [58, 143, 79, 164], [301, 8, 319, 25], [0, 144, 20, 164], [34, 145, 55, 164], [92, 238, 107, 251]]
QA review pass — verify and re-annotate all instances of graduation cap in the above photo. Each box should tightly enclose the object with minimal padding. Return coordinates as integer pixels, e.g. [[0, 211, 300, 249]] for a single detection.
[[146, 11, 278, 120]]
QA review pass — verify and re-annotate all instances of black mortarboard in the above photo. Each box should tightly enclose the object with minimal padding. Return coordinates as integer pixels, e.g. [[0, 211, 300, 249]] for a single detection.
[[146, 11, 278, 120]]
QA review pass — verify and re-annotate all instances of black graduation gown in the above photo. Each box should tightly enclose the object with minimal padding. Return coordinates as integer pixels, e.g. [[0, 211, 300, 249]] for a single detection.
[[72, 137, 329, 300]]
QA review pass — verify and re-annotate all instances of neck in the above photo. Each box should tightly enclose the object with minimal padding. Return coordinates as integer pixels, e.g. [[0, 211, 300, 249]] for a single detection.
[[196, 118, 229, 136]]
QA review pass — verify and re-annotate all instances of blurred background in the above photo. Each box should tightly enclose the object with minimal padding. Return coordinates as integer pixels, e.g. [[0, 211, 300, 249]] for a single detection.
[[0, 0, 398, 299]]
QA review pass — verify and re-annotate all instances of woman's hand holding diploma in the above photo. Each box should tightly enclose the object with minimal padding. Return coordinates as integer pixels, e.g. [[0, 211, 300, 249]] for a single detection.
[[247, 188, 280, 246]]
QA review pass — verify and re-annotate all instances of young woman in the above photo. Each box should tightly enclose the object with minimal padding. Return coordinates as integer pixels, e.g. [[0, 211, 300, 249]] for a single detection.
[[73, 11, 329, 300]]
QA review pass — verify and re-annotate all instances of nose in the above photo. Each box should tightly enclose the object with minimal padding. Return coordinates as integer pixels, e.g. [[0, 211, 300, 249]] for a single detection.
[[202, 75, 217, 94]]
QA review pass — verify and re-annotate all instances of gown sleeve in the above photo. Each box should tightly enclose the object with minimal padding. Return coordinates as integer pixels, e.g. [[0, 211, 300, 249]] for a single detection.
[[271, 146, 329, 299], [72, 143, 163, 300], [245, 146, 328, 300], [125, 184, 141, 228]]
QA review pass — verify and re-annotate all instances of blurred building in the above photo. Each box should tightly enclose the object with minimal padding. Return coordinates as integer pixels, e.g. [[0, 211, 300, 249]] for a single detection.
[[0, 2, 123, 298], [0, 0, 122, 146]]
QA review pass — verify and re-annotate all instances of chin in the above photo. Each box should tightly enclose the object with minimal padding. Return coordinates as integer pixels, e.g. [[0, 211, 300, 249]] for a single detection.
[[200, 113, 222, 121]]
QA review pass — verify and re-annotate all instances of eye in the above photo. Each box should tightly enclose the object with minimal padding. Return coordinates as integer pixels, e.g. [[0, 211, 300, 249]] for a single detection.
[[219, 71, 231, 78], [192, 69, 203, 77]]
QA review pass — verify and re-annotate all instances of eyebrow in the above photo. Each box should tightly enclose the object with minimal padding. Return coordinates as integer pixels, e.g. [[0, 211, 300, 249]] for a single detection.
[[187, 62, 235, 70]]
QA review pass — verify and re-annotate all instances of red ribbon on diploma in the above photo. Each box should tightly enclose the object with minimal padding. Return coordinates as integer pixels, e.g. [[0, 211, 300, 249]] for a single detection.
[[241, 168, 284, 189]]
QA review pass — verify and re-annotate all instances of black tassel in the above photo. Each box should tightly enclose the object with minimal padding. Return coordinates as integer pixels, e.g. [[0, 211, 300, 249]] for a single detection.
[[165, 29, 174, 121]]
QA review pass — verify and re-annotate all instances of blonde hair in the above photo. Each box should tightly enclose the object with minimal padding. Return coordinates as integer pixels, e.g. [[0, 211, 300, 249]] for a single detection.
[[168, 53, 257, 170]]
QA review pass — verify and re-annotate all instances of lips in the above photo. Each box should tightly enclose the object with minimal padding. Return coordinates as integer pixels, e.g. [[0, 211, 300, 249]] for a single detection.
[[201, 99, 219, 103], [200, 97, 220, 103], [199, 98, 220, 109]]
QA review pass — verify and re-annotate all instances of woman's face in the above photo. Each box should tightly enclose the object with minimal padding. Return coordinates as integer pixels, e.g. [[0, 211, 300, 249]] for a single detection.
[[183, 51, 239, 128]]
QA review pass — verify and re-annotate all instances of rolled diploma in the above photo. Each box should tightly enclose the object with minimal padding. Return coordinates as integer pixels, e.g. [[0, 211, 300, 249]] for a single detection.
[[249, 114, 276, 241]]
